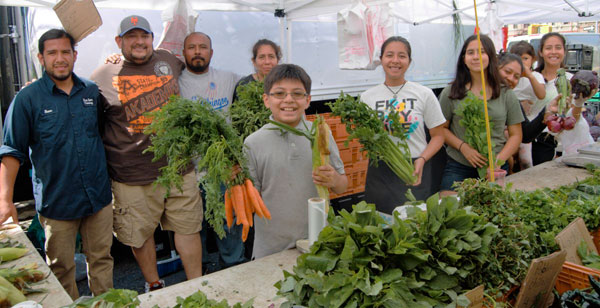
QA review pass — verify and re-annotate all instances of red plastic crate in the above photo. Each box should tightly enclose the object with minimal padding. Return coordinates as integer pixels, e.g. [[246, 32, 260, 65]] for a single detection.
[[555, 261, 600, 294], [592, 229, 600, 252]]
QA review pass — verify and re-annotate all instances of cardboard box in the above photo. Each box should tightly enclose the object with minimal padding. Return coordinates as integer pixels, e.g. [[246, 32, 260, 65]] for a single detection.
[[53, 0, 102, 43], [555, 217, 598, 265]]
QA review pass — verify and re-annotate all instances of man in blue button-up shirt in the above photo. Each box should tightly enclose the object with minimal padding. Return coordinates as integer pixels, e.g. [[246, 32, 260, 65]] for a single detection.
[[0, 29, 113, 300]]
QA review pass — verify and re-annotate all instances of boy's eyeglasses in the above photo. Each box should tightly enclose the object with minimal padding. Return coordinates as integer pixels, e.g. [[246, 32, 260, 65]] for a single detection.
[[269, 91, 308, 100]]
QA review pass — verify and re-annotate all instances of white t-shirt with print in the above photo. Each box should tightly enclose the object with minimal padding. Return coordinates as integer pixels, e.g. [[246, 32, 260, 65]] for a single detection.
[[178, 67, 242, 114], [361, 81, 446, 157]]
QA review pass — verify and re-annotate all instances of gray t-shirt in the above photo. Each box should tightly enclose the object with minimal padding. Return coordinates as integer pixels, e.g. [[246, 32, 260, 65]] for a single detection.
[[439, 86, 524, 167], [178, 67, 242, 114], [244, 118, 345, 259]]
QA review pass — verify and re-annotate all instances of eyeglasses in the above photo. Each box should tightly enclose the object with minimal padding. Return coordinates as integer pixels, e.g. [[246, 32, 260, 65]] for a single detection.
[[268, 91, 308, 100]]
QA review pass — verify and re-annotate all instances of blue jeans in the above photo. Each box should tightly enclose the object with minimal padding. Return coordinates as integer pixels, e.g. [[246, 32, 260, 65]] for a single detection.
[[440, 158, 509, 191], [200, 185, 246, 269]]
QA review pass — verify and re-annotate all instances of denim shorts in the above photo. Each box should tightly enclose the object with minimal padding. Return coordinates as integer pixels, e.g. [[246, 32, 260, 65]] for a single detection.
[[439, 158, 509, 192]]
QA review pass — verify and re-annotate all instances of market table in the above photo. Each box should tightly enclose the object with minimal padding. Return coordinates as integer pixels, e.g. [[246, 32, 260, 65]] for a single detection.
[[138, 249, 301, 307], [1, 224, 72, 307], [136, 159, 593, 307], [506, 159, 592, 191]]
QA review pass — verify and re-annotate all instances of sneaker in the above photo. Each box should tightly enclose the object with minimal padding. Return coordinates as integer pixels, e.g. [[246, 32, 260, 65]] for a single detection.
[[144, 279, 165, 293]]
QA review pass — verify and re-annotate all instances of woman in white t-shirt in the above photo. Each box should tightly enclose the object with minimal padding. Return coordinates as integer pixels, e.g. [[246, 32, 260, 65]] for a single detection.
[[360, 36, 446, 213], [509, 41, 546, 169], [531, 32, 573, 165]]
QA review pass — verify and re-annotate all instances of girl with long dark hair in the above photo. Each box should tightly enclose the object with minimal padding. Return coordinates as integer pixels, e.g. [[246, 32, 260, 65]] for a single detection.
[[439, 35, 523, 196]]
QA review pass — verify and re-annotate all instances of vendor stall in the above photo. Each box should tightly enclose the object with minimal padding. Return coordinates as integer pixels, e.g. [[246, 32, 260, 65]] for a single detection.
[[134, 159, 595, 306]]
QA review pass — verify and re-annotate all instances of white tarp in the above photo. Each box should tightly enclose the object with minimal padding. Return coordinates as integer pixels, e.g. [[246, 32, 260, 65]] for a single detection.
[[4, 0, 600, 100], [2, 0, 600, 25]]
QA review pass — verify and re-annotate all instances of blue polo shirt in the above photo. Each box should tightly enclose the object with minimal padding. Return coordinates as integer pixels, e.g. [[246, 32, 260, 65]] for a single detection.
[[0, 72, 112, 220]]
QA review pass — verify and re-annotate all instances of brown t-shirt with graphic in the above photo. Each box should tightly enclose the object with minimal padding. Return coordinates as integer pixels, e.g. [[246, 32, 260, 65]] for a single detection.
[[91, 49, 188, 185]]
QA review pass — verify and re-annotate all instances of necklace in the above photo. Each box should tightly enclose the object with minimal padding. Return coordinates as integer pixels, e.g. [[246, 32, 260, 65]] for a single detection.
[[384, 82, 406, 99]]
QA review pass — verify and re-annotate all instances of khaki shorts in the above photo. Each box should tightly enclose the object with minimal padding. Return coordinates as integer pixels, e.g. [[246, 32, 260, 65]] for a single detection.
[[111, 171, 203, 248]]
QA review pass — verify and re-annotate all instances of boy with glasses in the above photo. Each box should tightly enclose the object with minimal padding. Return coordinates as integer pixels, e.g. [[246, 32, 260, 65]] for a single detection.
[[244, 64, 347, 258]]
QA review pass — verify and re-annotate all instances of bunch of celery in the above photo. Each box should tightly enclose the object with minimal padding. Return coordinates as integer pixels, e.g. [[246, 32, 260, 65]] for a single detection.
[[328, 93, 416, 185]]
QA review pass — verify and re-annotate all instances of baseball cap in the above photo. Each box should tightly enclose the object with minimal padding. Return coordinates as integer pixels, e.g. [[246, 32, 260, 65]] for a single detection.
[[118, 15, 153, 37]]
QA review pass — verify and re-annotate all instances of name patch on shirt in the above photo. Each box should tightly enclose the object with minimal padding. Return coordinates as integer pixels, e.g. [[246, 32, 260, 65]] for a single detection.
[[82, 98, 95, 106]]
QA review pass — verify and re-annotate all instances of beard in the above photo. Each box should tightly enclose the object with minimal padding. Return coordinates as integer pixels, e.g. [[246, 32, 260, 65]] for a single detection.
[[48, 71, 72, 81], [186, 56, 210, 73], [44, 63, 72, 81]]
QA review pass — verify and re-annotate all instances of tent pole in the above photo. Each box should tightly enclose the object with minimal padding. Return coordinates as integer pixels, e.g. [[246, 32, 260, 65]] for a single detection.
[[562, 0, 584, 16], [279, 17, 286, 62], [286, 20, 292, 63]]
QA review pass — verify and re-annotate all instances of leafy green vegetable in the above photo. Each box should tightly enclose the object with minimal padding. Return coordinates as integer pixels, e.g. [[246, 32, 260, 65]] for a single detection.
[[275, 197, 492, 307], [559, 275, 600, 307], [457, 179, 545, 296], [230, 80, 271, 140], [173, 290, 253, 308], [578, 241, 600, 270], [555, 68, 572, 116], [64, 289, 140, 307], [455, 92, 496, 178], [144, 96, 248, 238], [328, 92, 416, 184]]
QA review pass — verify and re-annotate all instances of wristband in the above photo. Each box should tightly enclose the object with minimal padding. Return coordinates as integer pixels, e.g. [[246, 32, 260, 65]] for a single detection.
[[458, 141, 466, 152], [415, 156, 426, 163]]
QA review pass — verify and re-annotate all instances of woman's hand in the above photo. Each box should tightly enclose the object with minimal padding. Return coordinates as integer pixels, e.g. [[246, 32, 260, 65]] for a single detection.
[[460, 143, 487, 168], [412, 157, 425, 186]]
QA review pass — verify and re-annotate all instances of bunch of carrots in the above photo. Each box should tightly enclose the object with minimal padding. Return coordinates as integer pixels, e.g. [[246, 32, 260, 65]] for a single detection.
[[145, 96, 272, 240], [225, 178, 271, 242]]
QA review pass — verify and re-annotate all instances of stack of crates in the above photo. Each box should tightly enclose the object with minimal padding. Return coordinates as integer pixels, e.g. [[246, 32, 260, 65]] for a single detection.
[[306, 113, 368, 198]]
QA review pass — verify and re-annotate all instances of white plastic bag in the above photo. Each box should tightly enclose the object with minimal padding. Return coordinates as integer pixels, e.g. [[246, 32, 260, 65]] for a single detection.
[[556, 109, 595, 156], [157, 0, 198, 61], [337, 1, 393, 70], [337, 1, 370, 69], [365, 4, 394, 69]]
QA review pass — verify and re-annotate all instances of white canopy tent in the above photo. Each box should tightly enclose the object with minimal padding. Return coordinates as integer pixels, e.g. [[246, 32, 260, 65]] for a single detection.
[[1, 0, 599, 24], [1, 0, 599, 100]]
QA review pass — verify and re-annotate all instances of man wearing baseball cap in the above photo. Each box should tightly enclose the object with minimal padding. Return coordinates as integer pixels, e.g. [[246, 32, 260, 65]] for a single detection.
[[91, 15, 203, 292]]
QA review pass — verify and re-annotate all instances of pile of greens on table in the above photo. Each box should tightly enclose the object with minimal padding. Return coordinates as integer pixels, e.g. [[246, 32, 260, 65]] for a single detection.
[[276, 195, 494, 307], [276, 166, 600, 307]]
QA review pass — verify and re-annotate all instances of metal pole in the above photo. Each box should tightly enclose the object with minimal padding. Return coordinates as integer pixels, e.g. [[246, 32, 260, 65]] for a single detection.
[[286, 19, 292, 64], [15, 7, 28, 87], [279, 17, 286, 63], [0, 6, 16, 116]]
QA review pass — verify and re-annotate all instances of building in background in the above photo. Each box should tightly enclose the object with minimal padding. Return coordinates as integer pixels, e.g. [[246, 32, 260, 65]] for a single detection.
[[508, 21, 599, 37]]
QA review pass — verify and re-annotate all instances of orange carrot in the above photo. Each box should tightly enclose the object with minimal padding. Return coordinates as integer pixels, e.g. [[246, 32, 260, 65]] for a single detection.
[[242, 223, 250, 242], [224, 189, 234, 228], [250, 184, 271, 220], [242, 184, 253, 227], [244, 179, 264, 218], [232, 185, 248, 227]]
